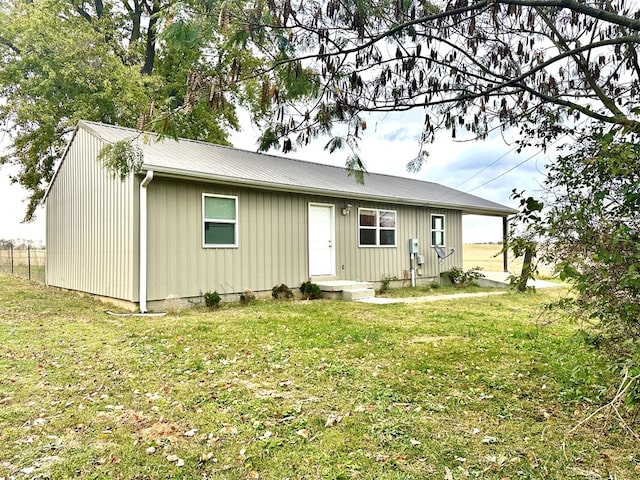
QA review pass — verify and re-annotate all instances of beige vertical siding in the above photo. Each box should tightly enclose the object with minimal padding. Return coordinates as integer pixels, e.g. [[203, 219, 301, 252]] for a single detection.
[[145, 178, 465, 300], [335, 203, 463, 283], [146, 179, 310, 300], [46, 129, 488, 305], [45, 129, 136, 300]]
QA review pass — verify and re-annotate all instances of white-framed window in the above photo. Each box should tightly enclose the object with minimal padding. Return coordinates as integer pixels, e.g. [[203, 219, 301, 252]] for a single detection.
[[431, 214, 445, 247], [358, 208, 397, 247], [202, 194, 238, 248]]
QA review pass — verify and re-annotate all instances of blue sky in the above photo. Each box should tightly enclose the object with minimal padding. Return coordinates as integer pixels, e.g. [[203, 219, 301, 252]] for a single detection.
[[0, 110, 551, 244]]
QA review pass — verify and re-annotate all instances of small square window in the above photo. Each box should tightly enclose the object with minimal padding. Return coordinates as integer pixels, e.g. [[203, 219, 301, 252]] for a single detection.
[[358, 208, 397, 247], [379, 211, 396, 228], [359, 209, 377, 227], [204, 223, 235, 245], [359, 229, 377, 245], [203, 194, 238, 247], [205, 196, 235, 220]]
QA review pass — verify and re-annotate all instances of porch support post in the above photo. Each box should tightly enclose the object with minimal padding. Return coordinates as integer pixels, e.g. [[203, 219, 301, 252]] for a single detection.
[[502, 216, 509, 273]]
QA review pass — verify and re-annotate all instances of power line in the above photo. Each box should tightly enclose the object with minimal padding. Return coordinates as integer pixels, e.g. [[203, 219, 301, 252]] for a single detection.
[[465, 148, 543, 194], [444, 119, 590, 201], [439, 147, 546, 204], [451, 144, 518, 189]]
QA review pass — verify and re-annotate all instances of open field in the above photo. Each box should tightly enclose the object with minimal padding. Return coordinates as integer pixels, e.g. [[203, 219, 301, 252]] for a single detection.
[[0, 248, 46, 283], [464, 244, 554, 277], [1, 274, 636, 479]]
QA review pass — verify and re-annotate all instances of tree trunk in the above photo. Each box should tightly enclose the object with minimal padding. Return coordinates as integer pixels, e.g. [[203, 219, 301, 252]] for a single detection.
[[93, 0, 104, 18], [517, 246, 534, 293], [125, 0, 142, 43], [141, 0, 159, 75]]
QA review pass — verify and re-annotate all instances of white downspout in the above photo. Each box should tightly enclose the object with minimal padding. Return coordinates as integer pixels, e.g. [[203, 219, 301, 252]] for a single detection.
[[139, 170, 154, 313]]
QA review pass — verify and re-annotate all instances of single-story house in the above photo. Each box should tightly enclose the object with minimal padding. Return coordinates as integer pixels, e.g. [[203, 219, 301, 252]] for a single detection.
[[44, 121, 517, 311]]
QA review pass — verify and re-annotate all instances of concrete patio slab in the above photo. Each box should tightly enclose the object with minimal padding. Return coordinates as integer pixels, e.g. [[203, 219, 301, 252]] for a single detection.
[[480, 271, 560, 289], [355, 278, 565, 304]]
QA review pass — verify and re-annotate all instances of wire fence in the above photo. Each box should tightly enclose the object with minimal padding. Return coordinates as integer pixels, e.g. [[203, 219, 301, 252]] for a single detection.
[[0, 245, 46, 283]]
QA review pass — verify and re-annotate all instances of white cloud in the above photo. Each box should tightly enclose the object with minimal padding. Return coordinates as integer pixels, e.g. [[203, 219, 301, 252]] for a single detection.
[[0, 166, 46, 243], [0, 133, 46, 243]]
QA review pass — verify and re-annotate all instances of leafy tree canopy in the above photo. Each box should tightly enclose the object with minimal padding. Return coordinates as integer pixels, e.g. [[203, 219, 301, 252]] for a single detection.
[[205, 0, 640, 174], [5, 0, 639, 219], [539, 133, 639, 337], [0, 0, 259, 220]]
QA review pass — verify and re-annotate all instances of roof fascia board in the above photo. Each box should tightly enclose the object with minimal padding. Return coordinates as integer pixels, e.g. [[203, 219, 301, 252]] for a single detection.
[[42, 124, 82, 203], [143, 166, 517, 217]]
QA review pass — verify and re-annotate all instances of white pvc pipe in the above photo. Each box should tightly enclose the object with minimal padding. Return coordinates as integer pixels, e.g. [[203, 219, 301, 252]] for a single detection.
[[139, 170, 154, 313], [411, 253, 416, 287]]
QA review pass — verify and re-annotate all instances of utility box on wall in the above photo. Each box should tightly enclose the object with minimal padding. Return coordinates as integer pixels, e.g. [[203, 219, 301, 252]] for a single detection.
[[409, 238, 419, 254]]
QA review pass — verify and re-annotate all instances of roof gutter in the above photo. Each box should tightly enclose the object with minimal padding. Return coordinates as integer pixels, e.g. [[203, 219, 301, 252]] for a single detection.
[[139, 170, 154, 313], [144, 166, 517, 217]]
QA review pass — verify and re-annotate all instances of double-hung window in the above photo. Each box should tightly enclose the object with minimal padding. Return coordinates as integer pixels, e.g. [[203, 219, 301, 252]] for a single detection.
[[203, 194, 238, 247], [359, 208, 396, 247], [431, 214, 445, 247]]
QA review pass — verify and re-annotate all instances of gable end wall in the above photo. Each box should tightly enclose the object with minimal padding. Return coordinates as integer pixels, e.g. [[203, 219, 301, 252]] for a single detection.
[[45, 128, 137, 301]]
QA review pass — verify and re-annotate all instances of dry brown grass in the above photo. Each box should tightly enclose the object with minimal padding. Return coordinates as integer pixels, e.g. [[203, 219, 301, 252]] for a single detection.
[[463, 243, 554, 276], [0, 248, 46, 282], [0, 248, 46, 266]]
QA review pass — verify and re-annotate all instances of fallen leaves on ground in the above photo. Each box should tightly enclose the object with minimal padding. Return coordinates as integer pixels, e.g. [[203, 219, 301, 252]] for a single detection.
[[220, 424, 238, 435], [139, 421, 183, 443], [324, 413, 343, 428], [166, 454, 184, 466]]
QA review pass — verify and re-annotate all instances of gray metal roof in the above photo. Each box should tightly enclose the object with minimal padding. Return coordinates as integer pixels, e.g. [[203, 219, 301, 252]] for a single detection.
[[77, 120, 516, 216]]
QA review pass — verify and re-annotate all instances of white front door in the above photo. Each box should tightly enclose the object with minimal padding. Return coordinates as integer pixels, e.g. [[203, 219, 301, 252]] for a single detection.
[[308, 203, 335, 277]]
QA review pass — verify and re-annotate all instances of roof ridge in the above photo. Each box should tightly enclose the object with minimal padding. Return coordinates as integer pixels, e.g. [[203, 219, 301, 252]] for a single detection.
[[77, 120, 515, 215], [79, 120, 445, 187]]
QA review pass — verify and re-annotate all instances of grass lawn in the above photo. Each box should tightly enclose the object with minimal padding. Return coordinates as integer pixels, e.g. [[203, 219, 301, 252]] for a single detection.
[[377, 284, 505, 298], [1, 275, 637, 479]]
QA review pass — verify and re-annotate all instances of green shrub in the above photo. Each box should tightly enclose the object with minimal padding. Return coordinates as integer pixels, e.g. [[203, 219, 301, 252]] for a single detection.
[[431, 281, 440, 289], [239, 289, 256, 305], [444, 266, 485, 286], [378, 275, 397, 294], [300, 281, 322, 300], [272, 283, 294, 300], [203, 290, 221, 309]]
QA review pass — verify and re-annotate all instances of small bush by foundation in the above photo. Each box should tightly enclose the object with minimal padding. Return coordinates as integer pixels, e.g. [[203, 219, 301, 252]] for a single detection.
[[239, 289, 256, 305], [272, 284, 294, 300], [203, 290, 221, 309], [300, 281, 322, 300]]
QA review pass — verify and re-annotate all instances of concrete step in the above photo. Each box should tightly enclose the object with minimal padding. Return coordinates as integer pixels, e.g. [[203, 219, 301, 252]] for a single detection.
[[315, 280, 376, 301], [342, 287, 376, 301], [315, 280, 372, 291]]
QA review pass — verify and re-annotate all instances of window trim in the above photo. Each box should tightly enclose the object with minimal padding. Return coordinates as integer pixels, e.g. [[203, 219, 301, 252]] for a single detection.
[[202, 193, 239, 248], [431, 214, 445, 247], [358, 207, 397, 248]]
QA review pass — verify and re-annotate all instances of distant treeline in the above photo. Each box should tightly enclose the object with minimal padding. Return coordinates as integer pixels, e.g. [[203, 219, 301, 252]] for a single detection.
[[0, 239, 46, 249], [465, 242, 504, 245]]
